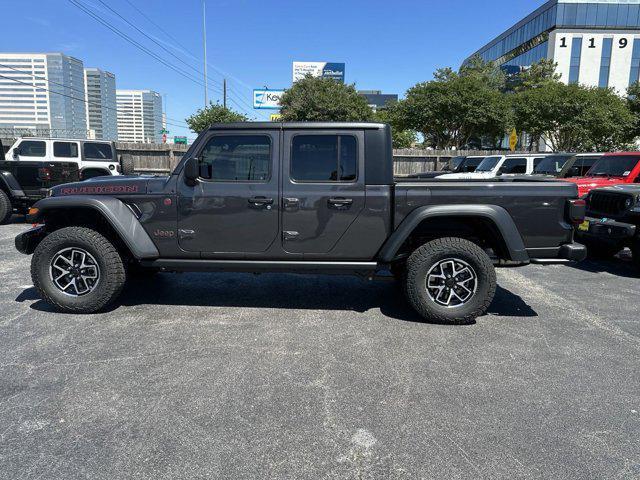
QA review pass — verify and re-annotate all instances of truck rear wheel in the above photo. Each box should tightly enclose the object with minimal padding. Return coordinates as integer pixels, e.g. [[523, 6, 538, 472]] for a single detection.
[[31, 227, 126, 313], [404, 237, 496, 324], [0, 189, 13, 225], [582, 239, 621, 260], [632, 240, 640, 269]]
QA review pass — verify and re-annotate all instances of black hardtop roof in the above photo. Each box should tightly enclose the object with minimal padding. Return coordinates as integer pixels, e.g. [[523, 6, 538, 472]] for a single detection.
[[206, 122, 388, 131]]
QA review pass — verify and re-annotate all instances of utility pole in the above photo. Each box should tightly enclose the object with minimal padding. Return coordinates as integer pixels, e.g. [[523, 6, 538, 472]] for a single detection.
[[223, 78, 227, 109], [202, 0, 208, 107]]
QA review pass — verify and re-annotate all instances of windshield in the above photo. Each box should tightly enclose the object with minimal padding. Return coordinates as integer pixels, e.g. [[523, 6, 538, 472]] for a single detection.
[[586, 155, 640, 177], [533, 155, 573, 175], [475, 156, 502, 172]]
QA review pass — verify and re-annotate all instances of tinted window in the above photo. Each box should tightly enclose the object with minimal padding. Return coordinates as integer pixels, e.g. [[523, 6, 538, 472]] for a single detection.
[[587, 156, 640, 177], [576, 157, 599, 176], [53, 141, 78, 158], [18, 140, 45, 157], [462, 157, 484, 172], [500, 158, 527, 174], [199, 135, 271, 181], [450, 156, 465, 170], [534, 155, 573, 174], [83, 142, 113, 161], [291, 135, 357, 182], [476, 156, 502, 172]]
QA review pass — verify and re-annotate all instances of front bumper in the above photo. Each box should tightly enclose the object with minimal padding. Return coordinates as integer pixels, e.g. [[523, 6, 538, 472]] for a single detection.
[[576, 216, 637, 242], [15, 225, 46, 255]]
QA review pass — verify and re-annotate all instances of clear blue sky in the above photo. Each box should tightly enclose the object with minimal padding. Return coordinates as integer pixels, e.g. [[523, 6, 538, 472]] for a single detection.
[[4, 0, 544, 139]]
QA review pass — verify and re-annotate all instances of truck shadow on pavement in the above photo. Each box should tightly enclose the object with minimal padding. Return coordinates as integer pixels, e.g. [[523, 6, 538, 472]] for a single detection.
[[20, 273, 538, 325], [568, 257, 640, 279]]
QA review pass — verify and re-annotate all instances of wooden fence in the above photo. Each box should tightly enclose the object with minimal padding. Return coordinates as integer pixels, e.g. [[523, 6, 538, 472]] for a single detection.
[[1, 137, 525, 177]]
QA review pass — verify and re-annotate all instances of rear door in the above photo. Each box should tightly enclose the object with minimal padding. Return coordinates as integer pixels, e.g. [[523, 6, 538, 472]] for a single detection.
[[281, 130, 365, 256], [177, 130, 280, 254], [11, 140, 48, 195]]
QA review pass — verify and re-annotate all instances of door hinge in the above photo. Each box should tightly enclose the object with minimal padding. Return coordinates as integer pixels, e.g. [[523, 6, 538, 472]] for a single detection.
[[178, 229, 195, 239]]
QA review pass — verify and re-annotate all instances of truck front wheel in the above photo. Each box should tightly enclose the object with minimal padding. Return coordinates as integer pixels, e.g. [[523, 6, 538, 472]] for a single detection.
[[0, 189, 13, 225], [404, 237, 497, 325], [31, 227, 126, 313]]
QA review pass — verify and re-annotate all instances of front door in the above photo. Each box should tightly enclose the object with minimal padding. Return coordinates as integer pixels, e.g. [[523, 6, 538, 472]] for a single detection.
[[281, 130, 365, 256], [177, 131, 279, 254]]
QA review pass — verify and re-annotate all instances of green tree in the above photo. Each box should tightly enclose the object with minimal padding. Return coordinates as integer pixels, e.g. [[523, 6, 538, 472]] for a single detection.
[[626, 82, 640, 138], [512, 59, 561, 92], [395, 63, 511, 149], [186, 103, 248, 133], [374, 106, 417, 149], [279, 75, 373, 122], [513, 82, 634, 151]]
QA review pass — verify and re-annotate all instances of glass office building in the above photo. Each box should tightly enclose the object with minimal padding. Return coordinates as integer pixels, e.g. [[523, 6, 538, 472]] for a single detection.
[[0, 53, 87, 137], [464, 0, 640, 92]]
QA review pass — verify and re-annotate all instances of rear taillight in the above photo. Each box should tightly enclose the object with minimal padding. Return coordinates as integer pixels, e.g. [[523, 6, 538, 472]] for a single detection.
[[567, 198, 586, 224], [38, 167, 51, 181]]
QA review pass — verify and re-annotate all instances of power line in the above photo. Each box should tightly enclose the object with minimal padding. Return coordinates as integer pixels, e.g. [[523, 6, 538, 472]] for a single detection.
[[93, 0, 224, 97], [67, 0, 222, 95], [0, 63, 188, 127], [121, 0, 254, 94], [0, 63, 188, 126], [0, 73, 188, 130]]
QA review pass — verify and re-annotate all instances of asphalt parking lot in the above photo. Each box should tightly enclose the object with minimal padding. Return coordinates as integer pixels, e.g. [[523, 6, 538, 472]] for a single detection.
[[0, 221, 639, 480]]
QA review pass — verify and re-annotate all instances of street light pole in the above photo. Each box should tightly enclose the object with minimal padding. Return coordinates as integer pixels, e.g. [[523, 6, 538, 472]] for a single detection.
[[202, 0, 208, 107]]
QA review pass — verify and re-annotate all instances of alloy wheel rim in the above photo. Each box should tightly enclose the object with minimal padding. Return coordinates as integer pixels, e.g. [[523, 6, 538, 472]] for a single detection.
[[49, 247, 100, 297], [426, 258, 478, 308]]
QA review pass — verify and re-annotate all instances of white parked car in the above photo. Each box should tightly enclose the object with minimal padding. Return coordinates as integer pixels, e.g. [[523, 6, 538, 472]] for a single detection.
[[4, 138, 134, 179], [438, 154, 549, 180]]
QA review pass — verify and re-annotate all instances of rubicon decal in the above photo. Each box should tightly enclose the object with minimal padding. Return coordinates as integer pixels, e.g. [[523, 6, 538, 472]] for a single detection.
[[60, 185, 140, 195]]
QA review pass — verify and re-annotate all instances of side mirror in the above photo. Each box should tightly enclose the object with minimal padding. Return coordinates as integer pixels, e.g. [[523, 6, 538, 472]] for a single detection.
[[12, 147, 20, 159], [183, 156, 199, 184]]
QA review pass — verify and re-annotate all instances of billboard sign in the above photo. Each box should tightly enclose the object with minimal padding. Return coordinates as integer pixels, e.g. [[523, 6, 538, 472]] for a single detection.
[[253, 89, 284, 109], [292, 62, 345, 83]]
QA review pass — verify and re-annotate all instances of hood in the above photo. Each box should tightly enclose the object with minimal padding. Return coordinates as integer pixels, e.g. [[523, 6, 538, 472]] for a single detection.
[[562, 176, 628, 198], [50, 175, 152, 197]]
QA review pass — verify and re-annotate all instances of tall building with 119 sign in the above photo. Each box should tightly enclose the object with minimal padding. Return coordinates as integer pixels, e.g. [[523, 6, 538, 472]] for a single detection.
[[464, 0, 640, 93]]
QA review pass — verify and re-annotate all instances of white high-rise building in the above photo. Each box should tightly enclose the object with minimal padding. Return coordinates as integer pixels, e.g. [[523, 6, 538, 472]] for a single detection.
[[84, 68, 117, 141], [116, 89, 163, 143], [0, 52, 87, 137]]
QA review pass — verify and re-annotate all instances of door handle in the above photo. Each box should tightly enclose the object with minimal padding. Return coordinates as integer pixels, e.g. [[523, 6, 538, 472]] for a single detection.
[[328, 197, 353, 208], [248, 196, 274, 206]]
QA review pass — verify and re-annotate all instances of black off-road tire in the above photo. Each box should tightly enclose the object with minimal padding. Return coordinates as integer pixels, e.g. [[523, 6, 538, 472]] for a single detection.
[[119, 154, 135, 175], [0, 189, 13, 225], [404, 237, 497, 325], [31, 227, 126, 313], [582, 239, 621, 260], [632, 240, 640, 269]]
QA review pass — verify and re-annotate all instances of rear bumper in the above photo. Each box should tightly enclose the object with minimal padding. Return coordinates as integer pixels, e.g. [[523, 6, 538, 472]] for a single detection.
[[15, 225, 46, 255]]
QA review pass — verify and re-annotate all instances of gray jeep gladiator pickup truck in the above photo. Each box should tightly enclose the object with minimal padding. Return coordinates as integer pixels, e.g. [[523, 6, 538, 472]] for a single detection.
[[15, 122, 586, 324]]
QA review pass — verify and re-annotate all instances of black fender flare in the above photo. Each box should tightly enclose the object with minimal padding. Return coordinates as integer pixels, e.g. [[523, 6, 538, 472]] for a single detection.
[[30, 196, 159, 259], [377, 204, 529, 263], [80, 167, 113, 178], [0, 170, 26, 198]]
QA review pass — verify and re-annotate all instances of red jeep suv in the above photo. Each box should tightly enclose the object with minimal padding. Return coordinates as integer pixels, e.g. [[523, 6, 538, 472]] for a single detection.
[[562, 153, 640, 198]]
